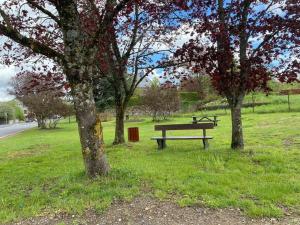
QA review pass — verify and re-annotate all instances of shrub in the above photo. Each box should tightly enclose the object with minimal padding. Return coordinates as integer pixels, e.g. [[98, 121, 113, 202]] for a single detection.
[[179, 92, 199, 102], [142, 79, 180, 121]]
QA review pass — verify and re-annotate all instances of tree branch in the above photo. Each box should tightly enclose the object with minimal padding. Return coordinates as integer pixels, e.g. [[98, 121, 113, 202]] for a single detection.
[[0, 8, 13, 28], [250, 30, 279, 58], [113, 0, 131, 18], [87, 0, 102, 21], [122, 3, 139, 62], [0, 23, 64, 61], [89, 0, 131, 49], [248, 0, 276, 38], [26, 0, 62, 27]]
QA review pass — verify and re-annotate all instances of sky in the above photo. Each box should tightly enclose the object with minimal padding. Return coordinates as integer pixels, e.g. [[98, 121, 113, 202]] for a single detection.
[[0, 65, 15, 102], [0, 0, 14, 101]]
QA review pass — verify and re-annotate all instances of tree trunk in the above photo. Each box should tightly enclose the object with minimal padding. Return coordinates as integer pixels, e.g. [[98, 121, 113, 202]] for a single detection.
[[229, 99, 244, 150], [152, 111, 158, 122], [73, 82, 110, 177], [37, 118, 42, 128], [39, 118, 46, 129], [113, 101, 125, 145]]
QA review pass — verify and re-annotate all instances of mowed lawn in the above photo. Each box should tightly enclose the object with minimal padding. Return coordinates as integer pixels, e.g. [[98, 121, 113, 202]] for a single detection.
[[0, 111, 300, 223]]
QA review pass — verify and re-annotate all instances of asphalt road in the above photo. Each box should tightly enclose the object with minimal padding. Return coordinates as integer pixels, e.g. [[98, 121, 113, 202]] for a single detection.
[[0, 122, 37, 139]]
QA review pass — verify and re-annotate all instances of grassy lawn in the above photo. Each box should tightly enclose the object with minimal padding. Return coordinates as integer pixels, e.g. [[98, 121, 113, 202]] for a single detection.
[[0, 105, 300, 223]]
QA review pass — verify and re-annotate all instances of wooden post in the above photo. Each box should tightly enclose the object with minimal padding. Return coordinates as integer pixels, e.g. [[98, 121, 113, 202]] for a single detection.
[[202, 129, 208, 149], [157, 139, 166, 150], [5, 112, 8, 125], [161, 130, 167, 149], [288, 92, 291, 111], [252, 92, 255, 113], [279, 89, 300, 111], [192, 116, 197, 124], [162, 129, 166, 138], [213, 115, 218, 126]]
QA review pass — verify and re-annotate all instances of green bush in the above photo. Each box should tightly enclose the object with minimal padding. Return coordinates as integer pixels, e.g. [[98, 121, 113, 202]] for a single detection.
[[14, 106, 25, 121], [0, 100, 25, 122], [0, 105, 15, 120], [127, 96, 142, 107], [179, 92, 199, 102]]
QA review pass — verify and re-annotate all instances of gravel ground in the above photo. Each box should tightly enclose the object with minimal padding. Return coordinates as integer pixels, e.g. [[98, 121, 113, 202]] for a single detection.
[[7, 197, 300, 225]]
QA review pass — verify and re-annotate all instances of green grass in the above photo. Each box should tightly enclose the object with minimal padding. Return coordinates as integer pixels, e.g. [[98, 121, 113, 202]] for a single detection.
[[0, 110, 300, 223], [194, 93, 300, 115], [243, 93, 300, 113]]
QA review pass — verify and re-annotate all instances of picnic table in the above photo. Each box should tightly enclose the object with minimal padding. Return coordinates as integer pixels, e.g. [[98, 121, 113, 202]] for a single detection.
[[192, 116, 219, 126], [151, 123, 214, 150]]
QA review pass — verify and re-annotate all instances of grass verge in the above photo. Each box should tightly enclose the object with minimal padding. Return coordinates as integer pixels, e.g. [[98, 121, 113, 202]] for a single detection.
[[0, 111, 300, 223]]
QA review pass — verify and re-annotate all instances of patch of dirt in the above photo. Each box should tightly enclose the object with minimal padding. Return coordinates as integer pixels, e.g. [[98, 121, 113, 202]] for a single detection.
[[7, 144, 50, 159], [283, 136, 300, 148], [7, 197, 300, 225]]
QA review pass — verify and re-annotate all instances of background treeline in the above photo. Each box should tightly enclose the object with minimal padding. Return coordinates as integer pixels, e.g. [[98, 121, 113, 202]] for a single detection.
[[95, 76, 300, 122]]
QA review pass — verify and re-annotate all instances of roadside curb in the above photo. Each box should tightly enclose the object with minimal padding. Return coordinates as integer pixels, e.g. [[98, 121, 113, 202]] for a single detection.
[[0, 129, 27, 139], [0, 123, 37, 139]]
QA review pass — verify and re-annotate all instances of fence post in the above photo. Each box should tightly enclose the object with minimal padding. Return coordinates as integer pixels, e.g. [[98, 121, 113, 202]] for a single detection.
[[288, 92, 291, 111], [252, 92, 255, 113]]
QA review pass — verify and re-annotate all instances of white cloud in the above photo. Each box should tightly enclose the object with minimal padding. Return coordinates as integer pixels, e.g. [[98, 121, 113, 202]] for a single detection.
[[150, 23, 197, 52], [0, 65, 16, 101]]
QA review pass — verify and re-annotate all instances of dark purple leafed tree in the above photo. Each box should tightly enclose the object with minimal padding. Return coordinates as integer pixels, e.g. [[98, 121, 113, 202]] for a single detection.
[[9, 71, 69, 128], [0, 0, 140, 177], [175, 0, 299, 149]]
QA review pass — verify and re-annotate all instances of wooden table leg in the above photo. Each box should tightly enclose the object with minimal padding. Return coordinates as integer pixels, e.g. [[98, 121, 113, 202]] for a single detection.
[[202, 139, 209, 150], [157, 139, 166, 150]]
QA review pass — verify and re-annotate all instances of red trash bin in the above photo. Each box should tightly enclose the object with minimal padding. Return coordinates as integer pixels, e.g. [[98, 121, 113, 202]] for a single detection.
[[128, 127, 139, 142]]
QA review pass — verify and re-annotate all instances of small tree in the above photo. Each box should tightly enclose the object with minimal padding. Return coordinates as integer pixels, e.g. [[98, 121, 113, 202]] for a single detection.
[[142, 79, 180, 121], [10, 71, 70, 128], [180, 74, 219, 103], [161, 87, 181, 119], [20, 92, 71, 129], [142, 80, 161, 121]]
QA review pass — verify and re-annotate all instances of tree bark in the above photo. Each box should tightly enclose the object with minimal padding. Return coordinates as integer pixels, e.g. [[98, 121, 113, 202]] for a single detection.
[[37, 118, 42, 128], [113, 100, 126, 145], [56, 0, 110, 177], [229, 97, 244, 150], [73, 82, 110, 177], [38, 117, 46, 129]]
